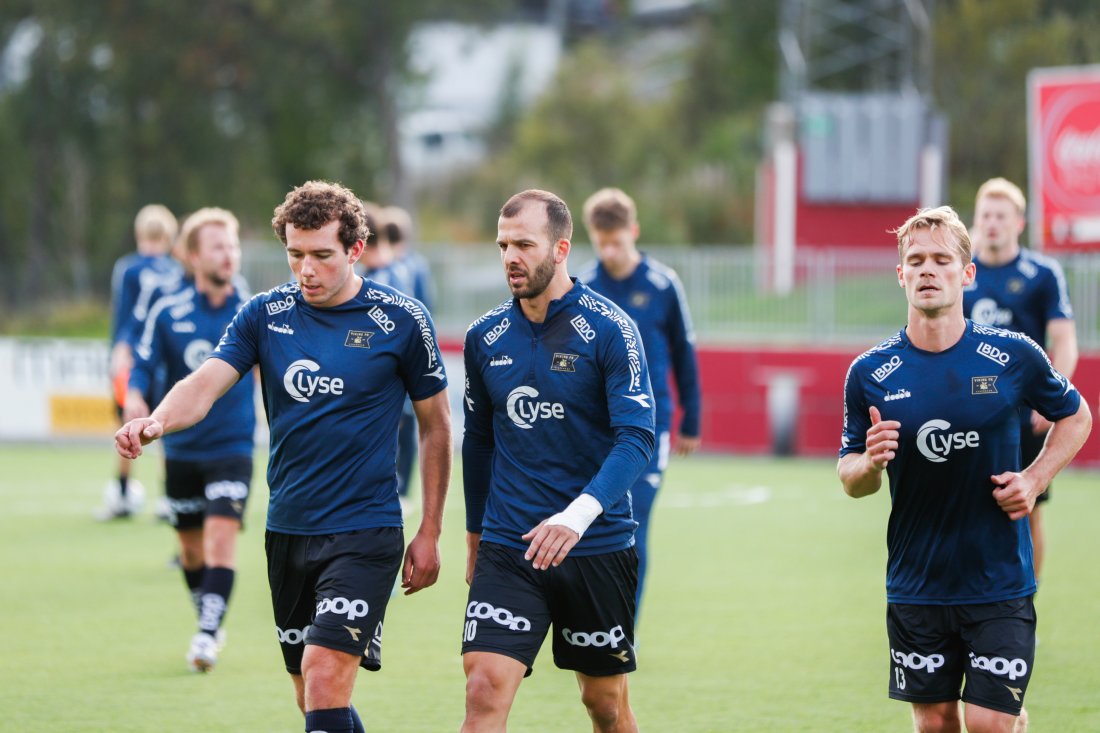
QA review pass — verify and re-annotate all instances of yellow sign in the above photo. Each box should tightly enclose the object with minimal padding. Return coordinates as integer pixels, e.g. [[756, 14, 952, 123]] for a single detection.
[[50, 394, 116, 435]]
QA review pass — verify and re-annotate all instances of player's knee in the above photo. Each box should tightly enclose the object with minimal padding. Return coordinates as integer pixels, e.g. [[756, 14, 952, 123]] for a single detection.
[[580, 685, 623, 729], [912, 702, 961, 733]]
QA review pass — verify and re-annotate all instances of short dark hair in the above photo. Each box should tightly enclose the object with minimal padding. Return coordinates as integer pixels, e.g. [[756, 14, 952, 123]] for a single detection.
[[500, 189, 573, 243], [583, 187, 636, 231], [272, 180, 369, 252]]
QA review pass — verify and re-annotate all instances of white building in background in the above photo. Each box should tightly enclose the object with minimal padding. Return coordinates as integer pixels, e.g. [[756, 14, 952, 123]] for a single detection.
[[400, 22, 562, 181]]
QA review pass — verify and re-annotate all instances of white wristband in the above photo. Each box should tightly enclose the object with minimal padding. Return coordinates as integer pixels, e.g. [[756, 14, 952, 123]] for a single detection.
[[545, 493, 604, 539]]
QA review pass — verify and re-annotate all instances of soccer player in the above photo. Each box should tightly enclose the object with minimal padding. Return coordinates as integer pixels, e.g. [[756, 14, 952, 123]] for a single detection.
[[963, 177, 1078, 581], [125, 207, 255, 672], [116, 181, 452, 733], [838, 206, 1091, 733], [461, 189, 655, 733], [99, 204, 182, 520], [578, 187, 701, 613]]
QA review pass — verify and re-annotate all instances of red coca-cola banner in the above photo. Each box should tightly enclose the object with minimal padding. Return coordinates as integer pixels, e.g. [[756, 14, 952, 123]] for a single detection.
[[1028, 65, 1100, 252]]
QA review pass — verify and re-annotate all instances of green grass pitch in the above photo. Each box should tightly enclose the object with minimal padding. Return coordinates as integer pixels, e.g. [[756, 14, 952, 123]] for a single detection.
[[2, 445, 1098, 731]]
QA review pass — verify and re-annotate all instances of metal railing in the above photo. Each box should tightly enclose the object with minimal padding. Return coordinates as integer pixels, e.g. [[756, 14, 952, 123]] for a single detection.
[[241, 242, 1100, 349]]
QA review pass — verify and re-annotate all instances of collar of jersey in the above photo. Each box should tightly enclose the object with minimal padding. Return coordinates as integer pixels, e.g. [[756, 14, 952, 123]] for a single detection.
[[898, 319, 974, 356]]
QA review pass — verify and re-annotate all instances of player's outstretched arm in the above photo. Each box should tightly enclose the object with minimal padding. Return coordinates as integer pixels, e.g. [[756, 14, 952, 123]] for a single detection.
[[402, 390, 452, 595], [838, 406, 900, 498], [114, 358, 241, 459], [993, 400, 1092, 520]]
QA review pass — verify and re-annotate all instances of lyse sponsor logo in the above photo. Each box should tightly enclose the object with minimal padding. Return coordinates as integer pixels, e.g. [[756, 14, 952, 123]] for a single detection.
[[562, 625, 626, 649], [892, 648, 945, 673], [570, 315, 596, 343], [184, 339, 214, 372], [266, 296, 295, 316], [316, 596, 369, 621], [916, 419, 979, 463], [276, 625, 311, 645], [970, 298, 1014, 327], [506, 386, 565, 429], [283, 359, 345, 403], [465, 601, 531, 631], [369, 306, 396, 334], [970, 652, 1028, 681], [977, 342, 1011, 366], [872, 355, 903, 383], [484, 317, 511, 346]]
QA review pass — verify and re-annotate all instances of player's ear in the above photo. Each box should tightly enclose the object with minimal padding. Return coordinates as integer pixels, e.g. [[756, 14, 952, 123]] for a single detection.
[[962, 261, 976, 286], [347, 240, 365, 264], [555, 238, 571, 264]]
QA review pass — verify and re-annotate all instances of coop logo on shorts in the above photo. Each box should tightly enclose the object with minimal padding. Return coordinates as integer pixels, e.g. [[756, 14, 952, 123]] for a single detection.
[[266, 296, 295, 316], [970, 652, 1028, 681], [484, 317, 511, 346], [369, 306, 395, 334], [283, 359, 345, 402], [276, 625, 311, 645], [205, 480, 248, 501], [872, 356, 902, 383], [892, 648, 945, 673], [184, 339, 214, 372], [562, 625, 626, 649], [316, 596, 369, 621], [916, 419, 980, 463], [506, 386, 565, 429], [466, 601, 531, 631], [977, 342, 1011, 366]]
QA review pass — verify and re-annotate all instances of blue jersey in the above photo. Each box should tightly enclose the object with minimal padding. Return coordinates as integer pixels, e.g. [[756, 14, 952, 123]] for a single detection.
[[131, 286, 255, 462], [402, 250, 435, 312], [840, 322, 1081, 605], [110, 253, 184, 347], [211, 278, 448, 535], [963, 249, 1074, 347], [578, 256, 701, 435], [463, 279, 656, 555]]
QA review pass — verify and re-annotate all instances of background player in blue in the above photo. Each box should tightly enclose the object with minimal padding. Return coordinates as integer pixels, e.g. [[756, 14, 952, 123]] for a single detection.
[[838, 206, 1091, 733], [99, 203, 181, 520], [462, 190, 655, 733], [963, 177, 1079, 582], [578, 186, 701, 615], [116, 181, 452, 733], [126, 207, 255, 672]]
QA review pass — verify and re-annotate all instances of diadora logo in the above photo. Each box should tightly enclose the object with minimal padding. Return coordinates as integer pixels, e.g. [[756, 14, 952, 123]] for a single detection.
[[916, 419, 979, 463], [267, 323, 295, 335], [184, 339, 214, 372], [484, 317, 511, 346], [490, 355, 513, 367], [283, 359, 345, 403], [883, 388, 911, 402], [506, 386, 565, 429], [971, 298, 1013, 327], [172, 321, 196, 333], [276, 625, 311, 645], [570, 314, 596, 343], [205, 480, 248, 502], [624, 393, 652, 408], [466, 601, 531, 631], [316, 596, 369, 621], [266, 296, 295, 316], [892, 648, 945, 673], [977, 342, 1011, 366], [369, 306, 396, 334], [562, 625, 626, 649], [970, 652, 1028, 681], [872, 355, 902, 383]]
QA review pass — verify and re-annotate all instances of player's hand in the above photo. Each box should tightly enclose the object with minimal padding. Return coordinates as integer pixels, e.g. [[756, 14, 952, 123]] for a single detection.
[[522, 519, 580, 571], [991, 471, 1042, 521], [1030, 412, 1052, 436], [122, 390, 150, 423], [114, 418, 164, 458], [465, 532, 481, 586], [866, 406, 901, 472], [674, 434, 700, 456], [401, 530, 441, 595]]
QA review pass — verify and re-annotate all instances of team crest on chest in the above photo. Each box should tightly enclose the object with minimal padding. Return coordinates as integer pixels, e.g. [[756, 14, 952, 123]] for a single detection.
[[345, 330, 375, 348], [972, 376, 998, 395], [551, 353, 579, 372], [1008, 278, 1024, 294], [630, 292, 649, 308]]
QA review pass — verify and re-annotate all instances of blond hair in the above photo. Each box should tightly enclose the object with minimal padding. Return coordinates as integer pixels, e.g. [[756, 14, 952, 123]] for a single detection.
[[178, 207, 240, 254], [133, 204, 178, 247], [975, 177, 1026, 216], [894, 206, 972, 263], [583, 188, 637, 231]]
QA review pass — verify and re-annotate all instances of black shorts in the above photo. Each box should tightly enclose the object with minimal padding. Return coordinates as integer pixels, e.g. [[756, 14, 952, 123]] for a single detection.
[[1020, 420, 1051, 504], [165, 456, 252, 530], [266, 527, 404, 675], [886, 597, 1036, 715], [462, 541, 638, 677]]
